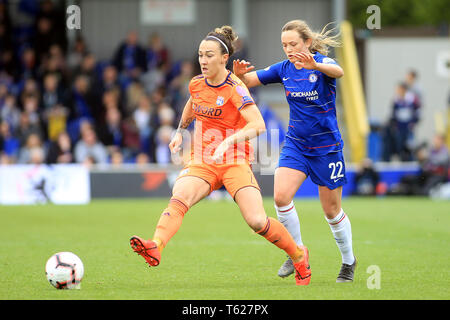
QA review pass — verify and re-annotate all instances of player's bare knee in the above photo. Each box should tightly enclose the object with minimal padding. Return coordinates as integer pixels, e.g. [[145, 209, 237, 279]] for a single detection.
[[323, 203, 341, 219], [274, 192, 292, 208], [247, 215, 266, 232], [171, 191, 192, 208]]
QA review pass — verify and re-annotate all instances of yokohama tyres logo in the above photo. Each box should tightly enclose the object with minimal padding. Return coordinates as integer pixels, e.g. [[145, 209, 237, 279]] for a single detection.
[[286, 90, 318, 98]]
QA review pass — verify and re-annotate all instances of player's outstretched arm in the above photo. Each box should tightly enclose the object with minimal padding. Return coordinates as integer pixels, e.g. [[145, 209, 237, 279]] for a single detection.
[[212, 104, 266, 161], [169, 97, 195, 153], [233, 59, 262, 88], [293, 52, 344, 78]]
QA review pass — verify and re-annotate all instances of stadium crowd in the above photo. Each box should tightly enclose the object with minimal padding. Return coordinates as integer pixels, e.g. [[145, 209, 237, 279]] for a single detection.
[[0, 0, 201, 166], [0, 0, 448, 183]]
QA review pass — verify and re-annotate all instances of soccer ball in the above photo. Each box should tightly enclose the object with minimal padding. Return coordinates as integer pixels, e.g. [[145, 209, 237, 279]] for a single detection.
[[45, 252, 84, 289]]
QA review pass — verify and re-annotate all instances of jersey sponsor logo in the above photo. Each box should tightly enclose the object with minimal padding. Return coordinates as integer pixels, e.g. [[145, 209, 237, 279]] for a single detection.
[[285, 89, 318, 98], [235, 86, 248, 97], [282, 77, 290, 81], [193, 102, 223, 118], [216, 96, 224, 106], [235, 85, 253, 106], [308, 73, 318, 83]]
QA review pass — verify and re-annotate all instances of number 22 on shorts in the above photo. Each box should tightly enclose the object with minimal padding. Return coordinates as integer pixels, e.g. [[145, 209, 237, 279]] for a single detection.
[[329, 161, 344, 182]]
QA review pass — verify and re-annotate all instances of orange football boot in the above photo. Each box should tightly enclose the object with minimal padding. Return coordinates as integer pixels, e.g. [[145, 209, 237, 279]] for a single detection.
[[130, 236, 161, 267], [293, 245, 311, 286]]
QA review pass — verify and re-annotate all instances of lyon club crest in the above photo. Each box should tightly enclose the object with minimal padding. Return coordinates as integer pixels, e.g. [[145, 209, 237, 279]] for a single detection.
[[216, 96, 224, 106]]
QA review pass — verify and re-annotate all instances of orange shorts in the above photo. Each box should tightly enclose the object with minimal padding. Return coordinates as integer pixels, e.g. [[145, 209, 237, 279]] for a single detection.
[[176, 162, 261, 199]]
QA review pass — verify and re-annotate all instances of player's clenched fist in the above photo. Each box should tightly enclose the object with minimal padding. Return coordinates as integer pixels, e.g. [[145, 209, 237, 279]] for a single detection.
[[169, 131, 183, 153]]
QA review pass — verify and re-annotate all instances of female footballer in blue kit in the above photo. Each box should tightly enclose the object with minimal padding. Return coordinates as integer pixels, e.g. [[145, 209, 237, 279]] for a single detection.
[[233, 20, 356, 282]]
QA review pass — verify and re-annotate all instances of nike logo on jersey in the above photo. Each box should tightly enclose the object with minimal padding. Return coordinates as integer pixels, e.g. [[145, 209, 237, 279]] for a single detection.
[[282, 77, 289, 81]]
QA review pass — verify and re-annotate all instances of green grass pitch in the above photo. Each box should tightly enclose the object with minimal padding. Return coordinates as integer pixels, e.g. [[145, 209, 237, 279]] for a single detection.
[[0, 197, 449, 300]]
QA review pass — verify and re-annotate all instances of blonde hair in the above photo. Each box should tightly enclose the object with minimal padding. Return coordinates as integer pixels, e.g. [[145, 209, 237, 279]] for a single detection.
[[206, 25, 238, 56], [282, 20, 341, 56]]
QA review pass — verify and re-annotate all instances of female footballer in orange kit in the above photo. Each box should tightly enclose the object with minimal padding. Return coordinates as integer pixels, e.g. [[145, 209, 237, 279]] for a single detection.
[[130, 25, 311, 286]]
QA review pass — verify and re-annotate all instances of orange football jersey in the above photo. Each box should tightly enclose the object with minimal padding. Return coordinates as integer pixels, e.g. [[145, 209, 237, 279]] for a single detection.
[[189, 71, 256, 164]]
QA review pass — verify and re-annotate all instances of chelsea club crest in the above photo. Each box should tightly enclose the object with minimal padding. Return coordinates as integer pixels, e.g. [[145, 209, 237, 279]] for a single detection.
[[308, 73, 318, 83]]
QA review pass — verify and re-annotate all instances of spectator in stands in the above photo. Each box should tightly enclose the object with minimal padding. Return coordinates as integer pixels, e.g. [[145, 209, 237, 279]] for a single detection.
[[146, 32, 170, 71], [46, 44, 68, 80], [20, 78, 40, 104], [32, 15, 55, 65], [154, 104, 175, 164], [0, 120, 20, 162], [66, 74, 97, 123], [0, 47, 16, 77], [353, 158, 380, 196], [35, 0, 67, 53], [0, 1, 13, 53], [40, 73, 68, 141], [74, 126, 108, 164], [67, 36, 88, 72], [1, 93, 21, 132], [17, 132, 45, 164], [121, 116, 141, 159], [99, 64, 120, 98], [420, 134, 450, 191], [155, 124, 173, 165], [18, 47, 38, 82], [97, 106, 123, 153], [133, 93, 154, 153], [110, 148, 124, 167], [405, 69, 422, 110], [16, 111, 43, 147], [0, 80, 7, 103], [168, 59, 193, 117], [140, 60, 166, 96], [112, 30, 147, 85], [41, 72, 64, 110], [135, 151, 149, 166], [390, 134, 449, 196], [149, 86, 166, 111], [43, 103, 67, 142], [125, 81, 145, 116], [46, 131, 74, 164], [382, 82, 419, 162], [28, 145, 45, 165], [73, 52, 97, 87], [21, 93, 42, 130]]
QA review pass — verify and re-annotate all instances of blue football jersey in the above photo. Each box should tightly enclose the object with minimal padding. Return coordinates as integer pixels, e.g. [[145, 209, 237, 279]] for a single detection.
[[256, 52, 343, 156]]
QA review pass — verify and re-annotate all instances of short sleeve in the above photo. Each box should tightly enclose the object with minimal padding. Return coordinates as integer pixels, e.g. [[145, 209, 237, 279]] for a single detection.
[[256, 61, 283, 85], [231, 85, 255, 111], [320, 56, 339, 67], [188, 79, 194, 95], [316, 55, 339, 84], [188, 75, 204, 95]]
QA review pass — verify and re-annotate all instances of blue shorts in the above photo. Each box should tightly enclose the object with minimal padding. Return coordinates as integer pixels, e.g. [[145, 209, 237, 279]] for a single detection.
[[278, 145, 347, 190]]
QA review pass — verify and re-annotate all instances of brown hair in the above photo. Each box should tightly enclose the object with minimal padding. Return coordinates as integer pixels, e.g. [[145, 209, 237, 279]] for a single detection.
[[282, 20, 341, 56], [205, 25, 238, 56]]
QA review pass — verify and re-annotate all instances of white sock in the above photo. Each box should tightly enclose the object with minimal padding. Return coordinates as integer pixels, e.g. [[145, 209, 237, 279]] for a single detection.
[[275, 201, 303, 246], [325, 209, 355, 265]]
